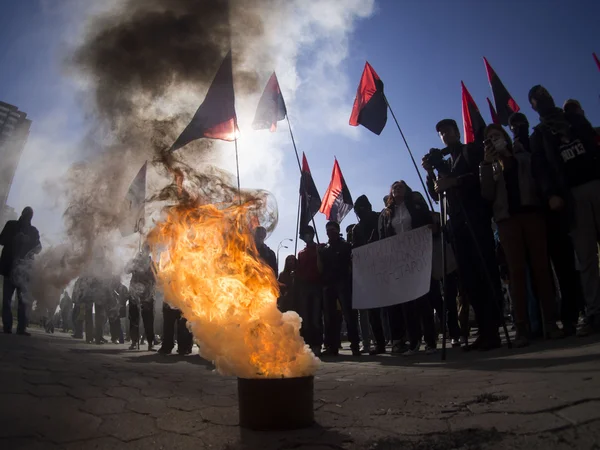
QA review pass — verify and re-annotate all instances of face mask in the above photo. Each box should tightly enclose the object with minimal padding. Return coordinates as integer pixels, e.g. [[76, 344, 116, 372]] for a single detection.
[[493, 139, 508, 152]]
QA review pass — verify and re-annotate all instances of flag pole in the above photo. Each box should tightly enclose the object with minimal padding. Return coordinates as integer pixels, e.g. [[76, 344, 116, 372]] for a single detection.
[[383, 95, 435, 211], [234, 136, 241, 201], [294, 192, 301, 256], [285, 114, 321, 245]]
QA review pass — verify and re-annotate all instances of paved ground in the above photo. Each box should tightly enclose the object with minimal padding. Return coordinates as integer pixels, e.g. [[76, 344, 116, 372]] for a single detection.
[[1, 329, 600, 450]]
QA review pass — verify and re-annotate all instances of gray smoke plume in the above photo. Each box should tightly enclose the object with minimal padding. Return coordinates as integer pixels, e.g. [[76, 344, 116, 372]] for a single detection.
[[28, 0, 273, 309]]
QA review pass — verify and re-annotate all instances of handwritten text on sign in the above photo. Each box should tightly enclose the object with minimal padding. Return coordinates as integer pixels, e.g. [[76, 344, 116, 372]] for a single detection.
[[352, 226, 432, 309]]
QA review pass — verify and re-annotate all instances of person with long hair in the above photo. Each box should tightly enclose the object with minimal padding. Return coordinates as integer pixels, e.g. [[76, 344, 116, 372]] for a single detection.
[[379, 181, 436, 355], [480, 124, 563, 346]]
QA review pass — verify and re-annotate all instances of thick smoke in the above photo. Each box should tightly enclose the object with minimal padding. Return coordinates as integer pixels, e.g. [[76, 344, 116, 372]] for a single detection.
[[28, 0, 271, 308]]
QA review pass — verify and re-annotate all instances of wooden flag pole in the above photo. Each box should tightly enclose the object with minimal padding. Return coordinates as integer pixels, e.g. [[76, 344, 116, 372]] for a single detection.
[[285, 114, 321, 245], [383, 94, 435, 211]]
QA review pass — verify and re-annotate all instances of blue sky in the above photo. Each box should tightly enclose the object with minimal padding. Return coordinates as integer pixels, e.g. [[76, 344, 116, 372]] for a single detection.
[[1, 0, 599, 270]]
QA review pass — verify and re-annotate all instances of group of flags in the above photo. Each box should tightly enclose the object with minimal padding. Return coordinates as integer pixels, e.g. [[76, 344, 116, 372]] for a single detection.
[[121, 50, 600, 239]]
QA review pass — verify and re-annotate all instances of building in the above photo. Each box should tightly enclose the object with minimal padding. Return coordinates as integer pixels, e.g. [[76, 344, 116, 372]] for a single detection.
[[0, 100, 31, 216]]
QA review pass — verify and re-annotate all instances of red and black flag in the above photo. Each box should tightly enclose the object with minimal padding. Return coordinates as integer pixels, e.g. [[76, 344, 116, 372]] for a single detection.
[[171, 51, 237, 151], [487, 97, 500, 125], [252, 72, 287, 132], [299, 153, 321, 236], [594, 52, 600, 72], [349, 62, 387, 135], [483, 57, 520, 126], [319, 158, 353, 224], [461, 82, 486, 145]]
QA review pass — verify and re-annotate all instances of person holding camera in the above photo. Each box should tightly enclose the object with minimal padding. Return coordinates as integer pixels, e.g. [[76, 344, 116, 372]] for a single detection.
[[480, 124, 563, 347], [422, 119, 503, 351], [528, 85, 600, 337]]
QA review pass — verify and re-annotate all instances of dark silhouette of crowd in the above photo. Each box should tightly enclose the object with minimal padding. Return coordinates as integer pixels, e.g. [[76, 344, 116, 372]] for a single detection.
[[277, 86, 600, 356]]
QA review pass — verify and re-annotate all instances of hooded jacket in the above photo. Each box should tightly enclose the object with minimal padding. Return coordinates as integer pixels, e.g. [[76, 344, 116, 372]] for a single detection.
[[351, 195, 380, 248], [0, 218, 41, 277]]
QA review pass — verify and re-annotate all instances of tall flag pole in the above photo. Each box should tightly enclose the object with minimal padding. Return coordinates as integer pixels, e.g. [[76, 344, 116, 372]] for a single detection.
[[120, 161, 147, 237], [319, 158, 353, 224], [461, 81, 487, 144], [483, 57, 520, 126], [594, 52, 600, 72], [170, 50, 240, 194], [253, 71, 321, 243], [487, 97, 500, 125], [349, 61, 434, 210]]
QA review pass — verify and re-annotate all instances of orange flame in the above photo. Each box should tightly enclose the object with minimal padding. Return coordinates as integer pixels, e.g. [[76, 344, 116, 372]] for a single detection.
[[148, 200, 319, 378]]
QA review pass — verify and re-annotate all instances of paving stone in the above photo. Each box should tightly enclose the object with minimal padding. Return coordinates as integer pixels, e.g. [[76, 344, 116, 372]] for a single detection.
[[449, 412, 569, 435], [105, 386, 141, 400], [126, 397, 169, 417], [63, 436, 128, 450], [38, 410, 102, 443], [156, 409, 208, 434], [82, 397, 126, 415], [68, 386, 107, 400], [200, 394, 237, 407], [129, 432, 207, 449], [27, 384, 68, 397], [557, 401, 600, 424], [200, 406, 239, 426], [0, 437, 61, 450], [167, 396, 205, 412], [99, 412, 157, 441]]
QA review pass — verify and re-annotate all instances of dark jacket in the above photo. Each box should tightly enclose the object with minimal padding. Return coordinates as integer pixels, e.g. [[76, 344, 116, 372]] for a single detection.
[[0, 219, 41, 277], [378, 191, 432, 239], [426, 143, 491, 224], [351, 211, 380, 248], [479, 143, 541, 223], [531, 108, 600, 201], [258, 244, 277, 274]]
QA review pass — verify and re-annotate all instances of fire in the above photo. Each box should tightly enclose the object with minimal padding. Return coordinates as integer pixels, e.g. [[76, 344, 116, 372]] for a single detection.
[[148, 199, 319, 379]]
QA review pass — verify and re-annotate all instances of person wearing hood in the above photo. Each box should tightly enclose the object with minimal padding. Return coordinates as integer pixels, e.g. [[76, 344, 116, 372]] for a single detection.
[[254, 227, 277, 275], [509, 112, 584, 336], [0, 207, 41, 335], [480, 124, 563, 346], [351, 195, 387, 355], [529, 85, 600, 336]]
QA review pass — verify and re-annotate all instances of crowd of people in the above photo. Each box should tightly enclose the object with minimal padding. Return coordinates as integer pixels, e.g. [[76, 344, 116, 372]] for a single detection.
[[276, 85, 600, 356], [1, 85, 599, 361]]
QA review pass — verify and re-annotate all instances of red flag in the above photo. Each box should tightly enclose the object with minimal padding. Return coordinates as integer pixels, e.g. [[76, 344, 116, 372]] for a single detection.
[[461, 82, 486, 145], [171, 51, 237, 151], [252, 72, 287, 132], [319, 158, 353, 224], [349, 62, 387, 135], [487, 97, 500, 125], [594, 52, 600, 72], [483, 57, 520, 125]]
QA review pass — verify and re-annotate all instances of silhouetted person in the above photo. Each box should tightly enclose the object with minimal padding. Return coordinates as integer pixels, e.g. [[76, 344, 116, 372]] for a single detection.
[[277, 255, 297, 312], [0, 207, 41, 335], [529, 86, 600, 336], [59, 291, 73, 333], [351, 195, 386, 355], [254, 226, 277, 274], [158, 301, 193, 356], [126, 244, 156, 350]]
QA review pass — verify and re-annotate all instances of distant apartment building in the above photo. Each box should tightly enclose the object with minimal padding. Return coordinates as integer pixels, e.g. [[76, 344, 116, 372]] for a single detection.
[[0, 101, 31, 223]]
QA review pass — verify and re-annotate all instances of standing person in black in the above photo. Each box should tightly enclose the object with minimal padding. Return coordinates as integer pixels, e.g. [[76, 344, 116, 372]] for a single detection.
[[509, 111, 584, 335], [254, 226, 277, 275], [126, 244, 156, 351], [422, 119, 502, 351], [158, 301, 193, 355], [318, 221, 360, 357], [379, 181, 437, 355], [351, 195, 386, 355], [0, 207, 41, 335], [108, 277, 126, 344], [528, 86, 600, 336]]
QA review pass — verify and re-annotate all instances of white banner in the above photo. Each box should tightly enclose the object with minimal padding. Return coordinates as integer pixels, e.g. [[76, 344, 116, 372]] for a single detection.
[[352, 226, 433, 309]]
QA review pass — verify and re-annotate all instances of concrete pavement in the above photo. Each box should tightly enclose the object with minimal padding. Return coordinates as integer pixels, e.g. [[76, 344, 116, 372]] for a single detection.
[[1, 329, 599, 449]]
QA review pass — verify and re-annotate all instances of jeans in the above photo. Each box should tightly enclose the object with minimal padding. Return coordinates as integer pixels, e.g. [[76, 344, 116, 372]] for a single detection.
[[323, 280, 360, 351], [296, 282, 323, 349], [2, 277, 27, 333]]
